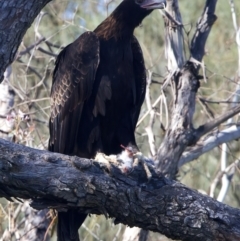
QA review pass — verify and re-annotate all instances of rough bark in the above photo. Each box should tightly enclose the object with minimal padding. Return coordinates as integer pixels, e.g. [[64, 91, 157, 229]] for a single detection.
[[156, 63, 200, 178], [0, 0, 52, 83], [156, 0, 218, 179], [190, 0, 218, 63], [0, 138, 240, 241]]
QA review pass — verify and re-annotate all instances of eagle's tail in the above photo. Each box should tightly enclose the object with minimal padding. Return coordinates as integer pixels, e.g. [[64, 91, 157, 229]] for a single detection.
[[57, 210, 86, 241]]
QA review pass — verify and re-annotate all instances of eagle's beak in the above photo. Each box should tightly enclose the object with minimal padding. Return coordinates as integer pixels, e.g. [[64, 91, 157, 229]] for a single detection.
[[139, 0, 166, 10]]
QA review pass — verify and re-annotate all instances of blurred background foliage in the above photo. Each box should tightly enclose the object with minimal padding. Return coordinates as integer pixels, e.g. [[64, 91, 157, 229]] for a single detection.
[[0, 0, 240, 240]]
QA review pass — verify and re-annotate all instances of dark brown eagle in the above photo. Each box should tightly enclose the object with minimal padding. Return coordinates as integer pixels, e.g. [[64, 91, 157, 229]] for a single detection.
[[48, 0, 165, 240]]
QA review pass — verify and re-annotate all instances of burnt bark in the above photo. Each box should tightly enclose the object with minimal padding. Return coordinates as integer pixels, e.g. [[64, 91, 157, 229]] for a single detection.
[[0, 138, 240, 241], [0, 0, 51, 83]]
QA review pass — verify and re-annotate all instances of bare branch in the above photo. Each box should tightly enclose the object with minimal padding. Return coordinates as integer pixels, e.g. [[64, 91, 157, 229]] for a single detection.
[[37, 47, 58, 57], [199, 97, 240, 105], [17, 37, 46, 59], [163, 0, 185, 70], [179, 125, 240, 167], [209, 160, 239, 199], [194, 105, 240, 142], [145, 71, 157, 156], [217, 160, 238, 202], [190, 0, 218, 63]]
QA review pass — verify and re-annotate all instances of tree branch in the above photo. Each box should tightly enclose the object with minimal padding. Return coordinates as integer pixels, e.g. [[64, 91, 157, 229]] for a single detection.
[[190, 0, 218, 62], [0, 0, 52, 83], [156, 63, 200, 178], [193, 105, 240, 142], [179, 125, 240, 167], [156, 0, 219, 178], [163, 0, 185, 70], [0, 138, 240, 241]]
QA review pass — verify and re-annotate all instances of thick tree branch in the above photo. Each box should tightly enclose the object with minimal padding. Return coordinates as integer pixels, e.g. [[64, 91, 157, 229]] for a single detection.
[[156, 63, 200, 178], [0, 0, 51, 83], [0, 138, 240, 241]]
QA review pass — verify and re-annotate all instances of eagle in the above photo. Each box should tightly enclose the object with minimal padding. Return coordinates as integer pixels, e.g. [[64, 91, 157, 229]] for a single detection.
[[48, 0, 165, 240]]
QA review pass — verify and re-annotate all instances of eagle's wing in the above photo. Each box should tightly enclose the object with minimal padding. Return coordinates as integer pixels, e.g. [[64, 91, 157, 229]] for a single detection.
[[131, 36, 147, 128], [49, 31, 100, 154]]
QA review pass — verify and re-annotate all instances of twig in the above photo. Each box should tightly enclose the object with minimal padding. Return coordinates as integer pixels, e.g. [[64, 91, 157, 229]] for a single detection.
[[145, 71, 156, 156], [209, 160, 239, 199], [17, 37, 46, 59], [194, 105, 240, 141], [199, 97, 240, 104], [37, 47, 58, 57], [217, 159, 238, 202], [17, 59, 43, 80]]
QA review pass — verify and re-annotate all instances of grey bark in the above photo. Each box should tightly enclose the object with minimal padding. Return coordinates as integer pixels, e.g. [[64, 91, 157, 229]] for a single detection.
[[0, 0, 52, 83], [0, 138, 240, 241], [156, 0, 218, 179]]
